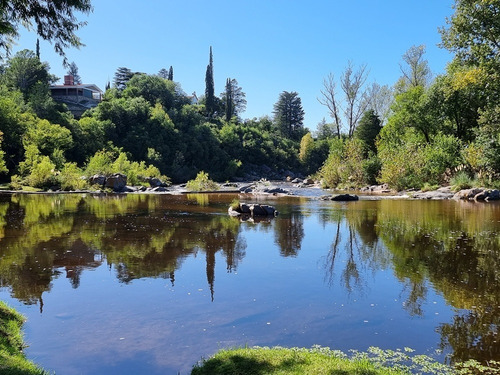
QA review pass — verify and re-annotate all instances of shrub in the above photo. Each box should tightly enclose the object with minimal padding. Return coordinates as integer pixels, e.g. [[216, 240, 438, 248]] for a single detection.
[[85, 150, 115, 176], [450, 171, 475, 191], [9, 175, 23, 190], [59, 162, 87, 191], [186, 171, 219, 191], [26, 156, 57, 188]]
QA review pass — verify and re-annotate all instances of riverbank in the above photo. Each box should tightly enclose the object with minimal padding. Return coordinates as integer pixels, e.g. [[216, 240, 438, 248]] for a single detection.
[[2, 179, 500, 205], [0, 301, 48, 375], [191, 346, 452, 375]]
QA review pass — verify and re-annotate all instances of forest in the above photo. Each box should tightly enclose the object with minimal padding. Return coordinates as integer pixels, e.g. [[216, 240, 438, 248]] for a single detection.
[[0, 0, 499, 191]]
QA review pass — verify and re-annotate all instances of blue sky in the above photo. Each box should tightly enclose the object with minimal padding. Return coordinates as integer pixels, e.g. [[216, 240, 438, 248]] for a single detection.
[[15, 0, 454, 131]]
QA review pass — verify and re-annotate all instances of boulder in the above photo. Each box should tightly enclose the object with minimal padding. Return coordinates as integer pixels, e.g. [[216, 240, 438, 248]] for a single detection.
[[229, 203, 278, 217], [303, 178, 315, 185], [239, 203, 251, 214], [330, 194, 359, 202], [474, 190, 489, 201], [147, 177, 163, 188], [453, 188, 484, 200], [250, 204, 267, 216], [262, 186, 290, 194], [261, 205, 277, 215], [89, 174, 106, 186], [105, 173, 127, 192], [487, 189, 500, 201], [412, 189, 454, 200]]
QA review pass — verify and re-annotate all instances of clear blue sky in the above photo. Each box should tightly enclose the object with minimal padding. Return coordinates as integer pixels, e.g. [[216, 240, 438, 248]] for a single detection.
[[15, 0, 454, 131]]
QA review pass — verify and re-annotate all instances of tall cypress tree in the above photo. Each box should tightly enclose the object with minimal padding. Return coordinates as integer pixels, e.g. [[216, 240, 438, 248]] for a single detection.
[[205, 46, 215, 117], [224, 78, 233, 122], [35, 38, 40, 59], [168, 66, 174, 81]]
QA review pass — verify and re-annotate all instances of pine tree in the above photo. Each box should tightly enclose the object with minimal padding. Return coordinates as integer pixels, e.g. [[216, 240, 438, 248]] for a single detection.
[[158, 68, 169, 79], [113, 67, 134, 90], [205, 46, 215, 117], [273, 91, 305, 140], [353, 109, 381, 154], [221, 78, 246, 121], [67, 61, 82, 84]]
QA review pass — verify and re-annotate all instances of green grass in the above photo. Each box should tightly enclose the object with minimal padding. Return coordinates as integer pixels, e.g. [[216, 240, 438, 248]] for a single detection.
[[421, 183, 440, 192], [450, 171, 476, 191], [191, 346, 418, 375], [0, 301, 48, 375]]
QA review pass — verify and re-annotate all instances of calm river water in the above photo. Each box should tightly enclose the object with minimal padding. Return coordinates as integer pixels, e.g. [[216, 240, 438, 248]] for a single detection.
[[0, 192, 499, 374]]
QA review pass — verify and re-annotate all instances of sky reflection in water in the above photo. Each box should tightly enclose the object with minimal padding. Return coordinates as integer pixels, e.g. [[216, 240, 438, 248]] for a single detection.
[[0, 193, 499, 374]]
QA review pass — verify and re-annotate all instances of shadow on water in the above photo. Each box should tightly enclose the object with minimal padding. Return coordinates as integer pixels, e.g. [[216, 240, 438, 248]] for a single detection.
[[0, 193, 500, 367]]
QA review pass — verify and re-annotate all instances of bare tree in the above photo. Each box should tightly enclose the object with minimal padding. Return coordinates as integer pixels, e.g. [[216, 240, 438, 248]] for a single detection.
[[318, 73, 342, 139], [341, 61, 369, 137], [397, 45, 432, 91], [364, 82, 393, 125]]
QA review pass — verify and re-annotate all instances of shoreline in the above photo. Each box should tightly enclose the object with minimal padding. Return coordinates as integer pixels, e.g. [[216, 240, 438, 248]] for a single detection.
[[1, 181, 499, 202]]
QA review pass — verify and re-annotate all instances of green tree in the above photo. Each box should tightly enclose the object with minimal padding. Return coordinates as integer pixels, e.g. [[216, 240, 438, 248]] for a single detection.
[[0, 0, 92, 65], [113, 67, 134, 90], [440, 0, 500, 68], [168, 66, 174, 81], [221, 78, 246, 122], [354, 110, 382, 154], [273, 91, 305, 140], [386, 86, 438, 143], [0, 131, 7, 174], [123, 73, 176, 109], [67, 61, 81, 84], [315, 118, 336, 140], [223, 78, 233, 122], [205, 46, 215, 117], [0, 85, 31, 173], [158, 68, 169, 79], [299, 132, 314, 164], [1, 49, 56, 99]]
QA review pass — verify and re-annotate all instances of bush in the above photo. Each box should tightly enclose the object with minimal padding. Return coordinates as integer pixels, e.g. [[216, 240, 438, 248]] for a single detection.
[[85, 150, 115, 176], [320, 138, 371, 188], [26, 156, 57, 188], [59, 162, 87, 191], [378, 130, 461, 190], [186, 171, 219, 191], [450, 171, 475, 191]]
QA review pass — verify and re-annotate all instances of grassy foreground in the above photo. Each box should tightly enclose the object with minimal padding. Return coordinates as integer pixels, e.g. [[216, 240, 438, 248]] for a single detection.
[[0, 301, 48, 375], [191, 346, 431, 375]]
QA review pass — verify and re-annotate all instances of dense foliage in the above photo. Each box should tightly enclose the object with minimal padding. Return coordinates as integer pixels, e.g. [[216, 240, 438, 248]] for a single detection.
[[0, 48, 306, 188], [0, 0, 499, 191], [0, 0, 92, 65], [319, 0, 500, 190]]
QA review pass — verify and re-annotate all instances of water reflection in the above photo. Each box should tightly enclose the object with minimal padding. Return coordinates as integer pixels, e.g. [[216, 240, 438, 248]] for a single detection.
[[0, 193, 246, 306], [0, 193, 500, 367]]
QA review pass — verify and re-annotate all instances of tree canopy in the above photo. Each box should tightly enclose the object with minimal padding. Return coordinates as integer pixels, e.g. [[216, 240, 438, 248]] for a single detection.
[[0, 0, 92, 65], [273, 91, 305, 140]]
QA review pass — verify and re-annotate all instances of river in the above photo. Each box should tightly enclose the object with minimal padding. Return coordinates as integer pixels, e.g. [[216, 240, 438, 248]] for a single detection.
[[0, 192, 499, 374]]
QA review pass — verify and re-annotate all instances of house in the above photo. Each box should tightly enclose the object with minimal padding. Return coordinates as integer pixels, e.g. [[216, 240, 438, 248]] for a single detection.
[[49, 75, 103, 117]]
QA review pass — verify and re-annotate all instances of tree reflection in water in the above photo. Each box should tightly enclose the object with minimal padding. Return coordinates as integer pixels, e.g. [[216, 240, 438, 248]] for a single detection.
[[0, 193, 246, 307], [1, 194, 500, 365]]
